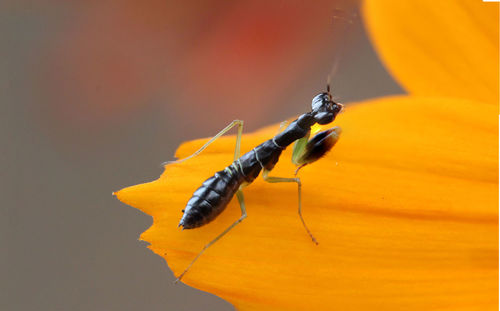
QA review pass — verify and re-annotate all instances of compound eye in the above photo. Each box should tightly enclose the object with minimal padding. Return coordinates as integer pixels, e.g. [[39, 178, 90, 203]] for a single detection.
[[311, 93, 325, 111]]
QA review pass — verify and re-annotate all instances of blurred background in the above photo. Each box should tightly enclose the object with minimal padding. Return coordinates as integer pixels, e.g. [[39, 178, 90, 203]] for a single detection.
[[3, 1, 403, 310]]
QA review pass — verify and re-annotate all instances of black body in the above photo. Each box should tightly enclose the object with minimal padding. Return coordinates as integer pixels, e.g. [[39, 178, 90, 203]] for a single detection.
[[179, 92, 342, 229]]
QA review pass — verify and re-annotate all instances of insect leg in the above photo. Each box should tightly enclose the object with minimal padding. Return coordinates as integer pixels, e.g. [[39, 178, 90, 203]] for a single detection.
[[175, 190, 247, 283], [262, 170, 318, 245], [163, 119, 244, 166]]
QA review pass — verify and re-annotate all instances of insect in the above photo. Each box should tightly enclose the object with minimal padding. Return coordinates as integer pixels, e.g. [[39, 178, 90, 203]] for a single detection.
[[168, 84, 343, 282]]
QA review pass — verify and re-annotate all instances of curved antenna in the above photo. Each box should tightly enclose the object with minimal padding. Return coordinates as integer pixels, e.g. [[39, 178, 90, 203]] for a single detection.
[[326, 8, 357, 95]]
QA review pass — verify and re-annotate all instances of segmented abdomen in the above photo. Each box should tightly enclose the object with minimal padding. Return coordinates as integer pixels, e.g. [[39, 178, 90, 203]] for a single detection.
[[179, 165, 244, 229]]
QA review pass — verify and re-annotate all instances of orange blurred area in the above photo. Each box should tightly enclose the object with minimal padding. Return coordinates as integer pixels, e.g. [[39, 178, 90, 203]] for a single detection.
[[363, 0, 499, 105]]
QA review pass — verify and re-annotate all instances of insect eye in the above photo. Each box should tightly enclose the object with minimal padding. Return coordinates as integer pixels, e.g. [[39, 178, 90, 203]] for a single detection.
[[311, 93, 326, 111]]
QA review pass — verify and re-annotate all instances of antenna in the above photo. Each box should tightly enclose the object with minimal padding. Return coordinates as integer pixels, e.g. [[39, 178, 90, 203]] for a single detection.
[[326, 8, 357, 96]]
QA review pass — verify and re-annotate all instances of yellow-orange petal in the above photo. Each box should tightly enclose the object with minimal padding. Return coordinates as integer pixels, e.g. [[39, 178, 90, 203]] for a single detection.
[[115, 96, 498, 310], [362, 0, 499, 105]]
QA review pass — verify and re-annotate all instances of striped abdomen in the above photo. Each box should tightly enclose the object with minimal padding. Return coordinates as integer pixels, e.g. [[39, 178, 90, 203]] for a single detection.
[[179, 139, 283, 229], [179, 165, 245, 229]]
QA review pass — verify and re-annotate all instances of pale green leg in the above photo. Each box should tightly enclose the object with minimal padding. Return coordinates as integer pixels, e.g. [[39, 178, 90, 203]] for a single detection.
[[175, 190, 247, 283], [262, 170, 318, 245], [163, 119, 243, 166]]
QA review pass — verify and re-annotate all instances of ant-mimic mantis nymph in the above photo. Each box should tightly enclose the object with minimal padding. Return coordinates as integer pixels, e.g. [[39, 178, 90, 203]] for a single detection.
[[167, 84, 343, 282]]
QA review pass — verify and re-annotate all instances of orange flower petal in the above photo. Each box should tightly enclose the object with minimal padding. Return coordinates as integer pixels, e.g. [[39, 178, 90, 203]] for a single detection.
[[115, 96, 498, 310], [362, 0, 499, 105]]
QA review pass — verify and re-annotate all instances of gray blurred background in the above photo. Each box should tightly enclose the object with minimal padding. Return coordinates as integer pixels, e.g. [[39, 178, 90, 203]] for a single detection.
[[3, 1, 402, 310]]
